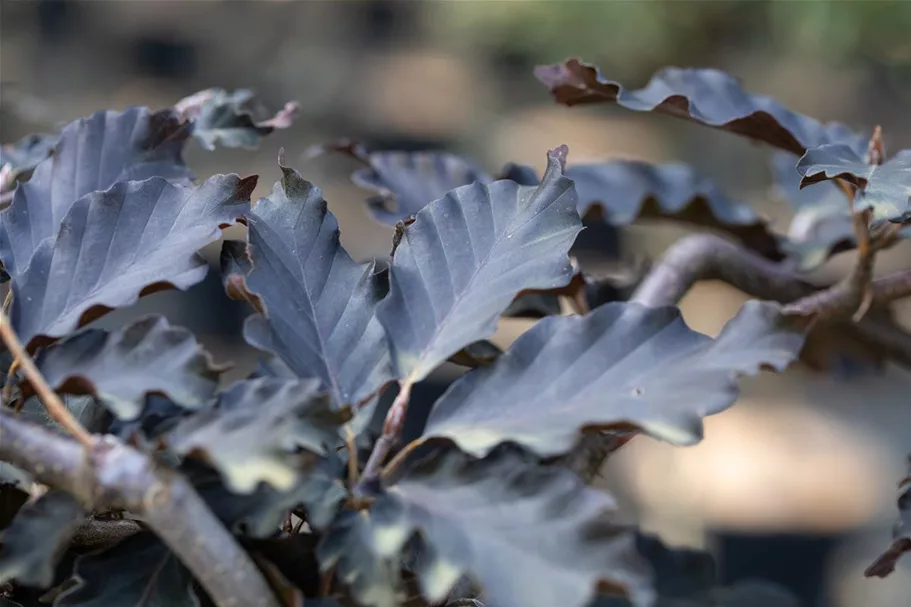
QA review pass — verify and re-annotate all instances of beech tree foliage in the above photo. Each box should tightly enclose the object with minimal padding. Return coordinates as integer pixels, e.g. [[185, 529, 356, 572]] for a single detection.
[[0, 59, 909, 607]]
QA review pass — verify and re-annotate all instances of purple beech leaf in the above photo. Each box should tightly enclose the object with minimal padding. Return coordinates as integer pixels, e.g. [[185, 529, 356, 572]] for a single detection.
[[9, 173, 255, 349], [108, 395, 191, 446], [175, 88, 300, 151], [507, 160, 783, 259], [190, 456, 344, 538], [0, 107, 193, 282], [165, 378, 350, 494], [57, 532, 198, 607], [32, 315, 227, 421], [422, 301, 807, 457], [238, 158, 392, 407], [0, 491, 85, 588], [0, 132, 58, 193], [771, 151, 854, 271], [797, 145, 911, 223], [378, 146, 582, 384], [535, 58, 867, 155], [310, 139, 493, 225], [318, 448, 654, 607]]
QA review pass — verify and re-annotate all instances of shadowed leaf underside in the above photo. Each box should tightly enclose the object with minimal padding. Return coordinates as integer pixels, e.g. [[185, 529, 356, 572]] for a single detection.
[[535, 58, 867, 155]]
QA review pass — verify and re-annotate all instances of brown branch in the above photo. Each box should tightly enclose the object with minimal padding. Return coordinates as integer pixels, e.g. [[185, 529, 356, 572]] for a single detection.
[[0, 309, 93, 446], [630, 232, 911, 316], [0, 412, 281, 607], [561, 232, 911, 483], [630, 233, 818, 308]]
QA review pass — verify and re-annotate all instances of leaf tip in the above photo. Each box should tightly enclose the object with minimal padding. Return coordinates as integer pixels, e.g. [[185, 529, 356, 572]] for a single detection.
[[548, 145, 569, 172]]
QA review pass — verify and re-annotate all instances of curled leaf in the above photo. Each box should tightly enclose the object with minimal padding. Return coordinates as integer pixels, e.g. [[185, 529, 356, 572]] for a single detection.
[[175, 88, 299, 151], [797, 145, 911, 223], [165, 378, 349, 493], [378, 146, 582, 384], [422, 301, 807, 457], [535, 58, 867, 155], [32, 315, 226, 421], [220, 239, 264, 314], [10, 173, 254, 348], [0, 107, 193, 282], [509, 161, 782, 259], [319, 448, 654, 607], [240, 158, 392, 407]]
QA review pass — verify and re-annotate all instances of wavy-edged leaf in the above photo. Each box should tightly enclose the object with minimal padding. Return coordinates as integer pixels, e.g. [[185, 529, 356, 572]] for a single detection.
[[10, 173, 255, 348], [535, 59, 867, 156], [240, 159, 391, 407], [312, 140, 493, 225], [165, 378, 350, 493], [32, 315, 225, 421], [175, 88, 299, 151], [0, 132, 58, 190], [797, 145, 911, 223], [378, 146, 582, 384], [501, 160, 782, 259], [866, 457, 911, 578], [422, 300, 806, 457], [572, 162, 782, 258], [0, 107, 193, 281], [108, 395, 190, 445], [319, 448, 653, 607], [56, 532, 198, 607], [0, 491, 85, 588], [190, 452, 345, 537]]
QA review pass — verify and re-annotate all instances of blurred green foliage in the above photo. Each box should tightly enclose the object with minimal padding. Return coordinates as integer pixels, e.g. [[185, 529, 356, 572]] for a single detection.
[[429, 0, 911, 82]]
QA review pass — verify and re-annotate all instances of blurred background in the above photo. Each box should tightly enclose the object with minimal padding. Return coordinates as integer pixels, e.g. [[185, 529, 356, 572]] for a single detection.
[[2, 1, 911, 605]]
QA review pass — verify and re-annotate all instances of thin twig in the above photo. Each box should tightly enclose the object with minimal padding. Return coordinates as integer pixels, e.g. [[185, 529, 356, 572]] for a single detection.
[[0, 309, 93, 447], [358, 381, 412, 490]]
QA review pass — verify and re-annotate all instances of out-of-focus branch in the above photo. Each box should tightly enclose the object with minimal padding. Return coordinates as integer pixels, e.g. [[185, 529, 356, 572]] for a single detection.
[[0, 412, 280, 607], [630, 232, 911, 317]]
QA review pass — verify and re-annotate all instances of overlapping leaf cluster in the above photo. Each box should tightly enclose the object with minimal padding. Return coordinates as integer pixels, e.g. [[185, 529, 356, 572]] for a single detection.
[[0, 55, 904, 607]]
